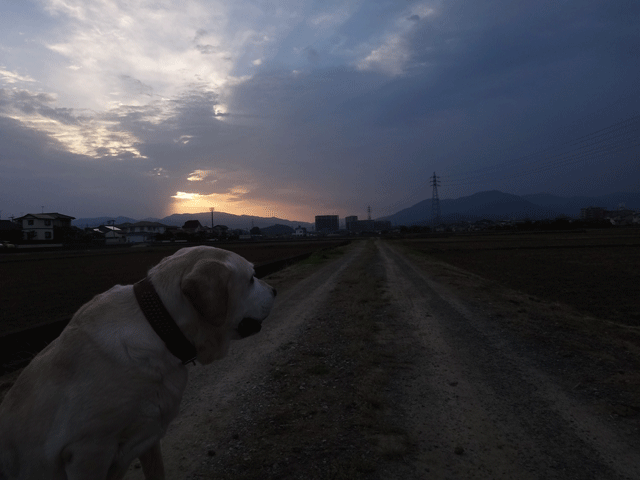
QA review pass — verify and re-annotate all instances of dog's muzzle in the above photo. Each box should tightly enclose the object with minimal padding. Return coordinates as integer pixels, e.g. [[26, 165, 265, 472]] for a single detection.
[[237, 318, 262, 338]]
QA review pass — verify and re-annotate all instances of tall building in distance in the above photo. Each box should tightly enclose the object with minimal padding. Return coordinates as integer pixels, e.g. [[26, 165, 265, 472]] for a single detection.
[[345, 215, 392, 233], [315, 215, 339, 233], [345, 216, 358, 231]]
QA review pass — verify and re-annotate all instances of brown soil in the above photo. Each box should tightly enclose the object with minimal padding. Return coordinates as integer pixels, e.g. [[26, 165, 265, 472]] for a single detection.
[[0, 240, 343, 335], [397, 229, 640, 327], [107, 238, 640, 479]]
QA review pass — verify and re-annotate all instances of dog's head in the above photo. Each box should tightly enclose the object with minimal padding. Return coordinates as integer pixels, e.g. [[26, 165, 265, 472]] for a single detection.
[[148, 246, 277, 363]]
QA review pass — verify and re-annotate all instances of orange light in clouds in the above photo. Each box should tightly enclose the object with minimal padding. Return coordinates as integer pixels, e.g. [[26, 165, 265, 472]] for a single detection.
[[169, 191, 254, 215], [168, 191, 314, 222]]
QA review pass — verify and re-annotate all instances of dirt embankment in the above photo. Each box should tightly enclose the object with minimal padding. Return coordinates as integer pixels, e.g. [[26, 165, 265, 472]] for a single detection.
[[118, 238, 640, 479]]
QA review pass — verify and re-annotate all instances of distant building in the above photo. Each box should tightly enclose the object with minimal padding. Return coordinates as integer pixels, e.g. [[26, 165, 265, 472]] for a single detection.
[[374, 220, 392, 231], [294, 225, 307, 237], [93, 225, 126, 244], [212, 224, 229, 238], [353, 220, 375, 232], [345, 215, 392, 233], [315, 215, 339, 233], [15, 213, 75, 241], [181, 220, 205, 234], [605, 205, 639, 226], [117, 221, 168, 243], [580, 207, 606, 220]]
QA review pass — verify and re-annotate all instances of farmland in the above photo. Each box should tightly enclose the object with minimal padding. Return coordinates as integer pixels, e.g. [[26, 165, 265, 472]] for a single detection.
[[0, 240, 344, 336], [2, 234, 640, 478], [393, 228, 640, 327]]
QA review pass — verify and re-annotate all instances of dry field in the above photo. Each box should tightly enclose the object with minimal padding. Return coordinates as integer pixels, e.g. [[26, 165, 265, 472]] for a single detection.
[[116, 236, 640, 479], [0, 240, 343, 336], [394, 229, 640, 327]]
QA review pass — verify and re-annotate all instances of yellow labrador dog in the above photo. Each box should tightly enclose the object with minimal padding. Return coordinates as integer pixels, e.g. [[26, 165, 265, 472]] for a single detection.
[[0, 246, 276, 480]]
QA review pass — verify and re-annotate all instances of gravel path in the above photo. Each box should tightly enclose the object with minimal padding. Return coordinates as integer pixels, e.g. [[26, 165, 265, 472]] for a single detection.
[[122, 241, 363, 479], [119, 239, 640, 479], [376, 240, 640, 479]]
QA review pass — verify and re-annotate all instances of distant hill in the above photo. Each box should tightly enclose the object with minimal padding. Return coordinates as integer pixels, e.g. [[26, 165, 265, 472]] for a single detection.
[[382, 191, 557, 225], [381, 190, 640, 226], [521, 192, 640, 216], [157, 212, 313, 231], [70, 191, 640, 229], [72, 216, 138, 228], [73, 212, 313, 230]]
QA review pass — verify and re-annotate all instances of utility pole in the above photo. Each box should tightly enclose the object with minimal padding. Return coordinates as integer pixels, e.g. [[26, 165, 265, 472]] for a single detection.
[[209, 207, 214, 229], [367, 205, 372, 221], [430, 172, 441, 227]]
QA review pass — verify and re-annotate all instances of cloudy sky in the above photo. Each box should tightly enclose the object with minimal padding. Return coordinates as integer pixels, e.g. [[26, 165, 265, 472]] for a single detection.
[[1, 0, 638, 222]]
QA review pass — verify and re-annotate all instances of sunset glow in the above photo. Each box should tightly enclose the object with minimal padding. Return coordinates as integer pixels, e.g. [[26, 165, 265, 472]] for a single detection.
[[1, 0, 638, 222], [168, 191, 312, 221]]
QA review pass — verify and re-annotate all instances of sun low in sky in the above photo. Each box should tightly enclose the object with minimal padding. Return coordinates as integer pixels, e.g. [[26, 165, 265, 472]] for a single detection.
[[0, 0, 638, 222]]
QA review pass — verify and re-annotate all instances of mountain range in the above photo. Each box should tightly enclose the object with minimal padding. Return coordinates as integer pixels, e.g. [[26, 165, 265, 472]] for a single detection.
[[72, 191, 640, 229], [73, 211, 314, 230], [381, 191, 640, 226]]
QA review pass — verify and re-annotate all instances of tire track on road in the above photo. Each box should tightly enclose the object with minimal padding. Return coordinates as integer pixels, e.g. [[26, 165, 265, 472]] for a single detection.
[[124, 241, 366, 479], [377, 239, 639, 480]]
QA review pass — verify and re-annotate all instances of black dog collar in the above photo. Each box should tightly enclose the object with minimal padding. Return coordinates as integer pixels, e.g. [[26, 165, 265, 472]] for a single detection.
[[133, 277, 197, 365]]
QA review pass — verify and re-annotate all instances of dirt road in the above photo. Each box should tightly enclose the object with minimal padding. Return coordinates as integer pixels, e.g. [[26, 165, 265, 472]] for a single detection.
[[122, 239, 640, 479]]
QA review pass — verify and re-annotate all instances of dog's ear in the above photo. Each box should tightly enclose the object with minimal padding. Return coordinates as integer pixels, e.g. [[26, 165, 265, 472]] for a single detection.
[[181, 259, 230, 326]]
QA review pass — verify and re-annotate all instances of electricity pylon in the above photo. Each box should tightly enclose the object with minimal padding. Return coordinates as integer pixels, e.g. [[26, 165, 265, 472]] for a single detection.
[[430, 172, 441, 227]]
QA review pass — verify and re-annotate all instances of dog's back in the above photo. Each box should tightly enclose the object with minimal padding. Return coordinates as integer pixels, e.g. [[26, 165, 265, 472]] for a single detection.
[[0, 442, 19, 480], [0, 286, 187, 479], [0, 246, 276, 480]]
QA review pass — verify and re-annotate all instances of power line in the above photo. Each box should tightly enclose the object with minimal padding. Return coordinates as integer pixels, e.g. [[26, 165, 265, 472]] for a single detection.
[[444, 136, 640, 187], [442, 114, 640, 182], [446, 141, 639, 188], [375, 100, 640, 218], [440, 114, 640, 187]]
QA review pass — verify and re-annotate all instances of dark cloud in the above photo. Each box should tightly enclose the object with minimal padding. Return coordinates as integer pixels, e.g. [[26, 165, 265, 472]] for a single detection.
[[0, 115, 166, 217], [194, 28, 208, 41], [303, 46, 320, 63], [196, 44, 219, 54], [119, 75, 153, 96], [0, 88, 78, 125], [2, 0, 639, 221], [342, 0, 640, 136], [225, 0, 640, 210]]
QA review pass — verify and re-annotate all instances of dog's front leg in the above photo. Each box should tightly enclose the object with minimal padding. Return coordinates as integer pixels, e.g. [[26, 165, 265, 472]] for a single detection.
[[63, 440, 118, 480], [139, 442, 165, 480]]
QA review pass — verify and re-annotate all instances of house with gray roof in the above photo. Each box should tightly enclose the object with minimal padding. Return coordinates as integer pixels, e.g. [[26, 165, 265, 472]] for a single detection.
[[116, 221, 168, 243], [15, 213, 75, 241]]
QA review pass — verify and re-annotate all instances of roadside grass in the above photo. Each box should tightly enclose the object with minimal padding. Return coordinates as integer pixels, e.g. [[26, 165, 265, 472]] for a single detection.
[[298, 245, 346, 266]]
